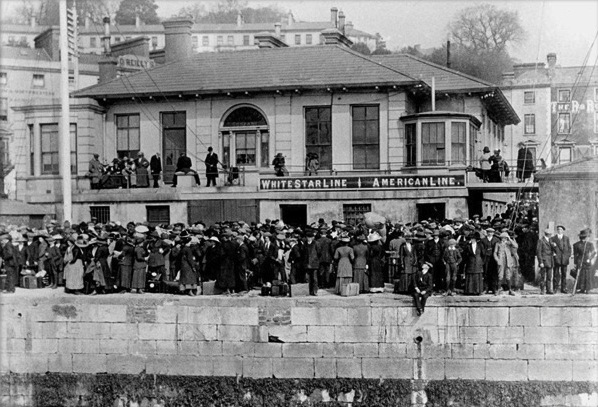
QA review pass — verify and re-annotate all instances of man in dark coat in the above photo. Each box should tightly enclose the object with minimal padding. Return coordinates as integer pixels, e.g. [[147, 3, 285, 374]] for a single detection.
[[516, 144, 535, 182], [316, 229, 333, 288], [410, 262, 434, 315], [205, 146, 219, 187], [235, 235, 250, 292], [1, 234, 18, 293], [551, 225, 572, 293], [480, 228, 499, 294], [171, 152, 200, 187], [150, 153, 162, 188], [303, 230, 320, 295], [537, 229, 555, 294], [424, 230, 445, 293]]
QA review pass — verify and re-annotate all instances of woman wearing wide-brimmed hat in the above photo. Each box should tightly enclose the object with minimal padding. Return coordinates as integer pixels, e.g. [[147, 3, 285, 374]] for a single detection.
[[352, 234, 370, 293], [464, 231, 484, 295], [117, 236, 135, 293], [132, 236, 149, 294], [367, 232, 385, 293], [63, 235, 87, 294], [573, 229, 596, 294], [334, 232, 354, 294]]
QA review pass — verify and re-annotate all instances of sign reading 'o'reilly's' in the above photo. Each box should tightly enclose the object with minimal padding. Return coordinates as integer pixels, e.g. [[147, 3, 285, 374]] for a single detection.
[[117, 55, 156, 71], [260, 175, 465, 190]]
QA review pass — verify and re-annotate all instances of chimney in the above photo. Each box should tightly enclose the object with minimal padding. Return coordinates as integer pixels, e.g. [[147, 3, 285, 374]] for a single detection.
[[84, 16, 90, 29], [135, 14, 141, 28], [162, 18, 193, 63], [237, 11, 243, 27], [30, 16, 36, 28], [255, 32, 288, 48], [547, 53, 557, 69], [320, 28, 353, 48], [274, 22, 281, 38], [287, 11, 293, 27], [102, 17, 111, 55], [501, 71, 515, 85], [338, 11, 345, 34], [345, 21, 353, 31], [330, 7, 338, 27], [33, 28, 60, 61]]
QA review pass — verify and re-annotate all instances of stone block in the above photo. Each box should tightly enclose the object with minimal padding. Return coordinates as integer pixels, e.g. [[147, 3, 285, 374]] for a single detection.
[[379, 343, 407, 358], [423, 359, 445, 380], [353, 343, 379, 358], [291, 307, 347, 326], [254, 343, 282, 358], [347, 308, 371, 326], [67, 322, 110, 339], [6, 339, 26, 353], [197, 341, 222, 356], [468, 308, 509, 326], [541, 308, 593, 327], [486, 360, 527, 381], [487, 327, 524, 344], [243, 358, 272, 378], [572, 361, 598, 382], [321, 343, 354, 358], [592, 308, 598, 327], [218, 325, 255, 342], [335, 326, 385, 343], [57, 338, 100, 354], [146, 356, 213, 376], [545, 344, 594, 360], [96, 305, 128, 322], [220, 307, 259, 325], [99, 339, 128, 354], [524, 326, 568, 344], [213, 356, 243, 376], [509, 307, 540, 326], [0, 352, 9, 373], [187, 307, 221, 325], [518, 344, 545, 360], [337, 358, 362, 378], [268, 325, 307, 342], [47, 354, 72, 373], [457, 327, 488, 344], [445, 360, 485, 380], [156, 340, 177, 355], [138, 323, 177, 341], [272, 358, 314, 378], [437, 307, 469, 327], [473, 344, 518, 360], [178, 324, 218, 341], [422, 344, 451, 360], [385, 326, 412, 343], [451, 344, 474, 359], [109, 323, 138, 340], [9, 354, 48, 374], [106, 355, 146, 374], [315, 358, 336, 378], [569, 327, 598, 344], [222, 342, 255, 356], [128, 340, 157, 355], [40, 322, 69, 339], [283, 343, 323, 358], [155, 305, 186, 324], [307, 326, 335, 343], [371, 307, 398, 325], [362, 358, 412, 379], [528, 360, 572, 381], [72, 354, 106, 374]]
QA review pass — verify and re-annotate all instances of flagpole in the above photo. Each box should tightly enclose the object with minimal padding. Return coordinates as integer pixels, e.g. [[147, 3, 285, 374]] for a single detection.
[[59, 0, 72, 223]]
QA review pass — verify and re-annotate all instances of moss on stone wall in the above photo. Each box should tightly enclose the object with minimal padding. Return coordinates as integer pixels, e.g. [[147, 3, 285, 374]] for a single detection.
[[3, 373, 596, 407]]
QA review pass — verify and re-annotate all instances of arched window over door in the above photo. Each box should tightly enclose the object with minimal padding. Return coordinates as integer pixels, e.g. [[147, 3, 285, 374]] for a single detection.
[[221, 105, 269, 168]]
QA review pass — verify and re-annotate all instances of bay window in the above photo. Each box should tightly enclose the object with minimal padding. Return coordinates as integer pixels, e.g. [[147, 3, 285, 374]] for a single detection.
[[422, 122, 445, 165]]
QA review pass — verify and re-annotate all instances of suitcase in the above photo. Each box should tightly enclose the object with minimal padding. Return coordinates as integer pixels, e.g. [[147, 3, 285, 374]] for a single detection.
[[261, 286, 271, 296], [202, 281, 223, 295], [21, 275, 40, 289], [340, 283, 359, 297], [289, 283, 309, 297], [272, 283, 288, 297]]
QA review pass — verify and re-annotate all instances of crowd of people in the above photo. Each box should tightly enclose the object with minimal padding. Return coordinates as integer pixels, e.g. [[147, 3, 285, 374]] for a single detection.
[[0, 204, 595, 314]]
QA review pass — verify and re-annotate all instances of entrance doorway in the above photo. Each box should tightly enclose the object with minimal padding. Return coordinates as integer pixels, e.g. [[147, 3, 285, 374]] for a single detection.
[[280, 204, 307, 227], [162, 112, 186, 183], [417, 203, 446, 222]]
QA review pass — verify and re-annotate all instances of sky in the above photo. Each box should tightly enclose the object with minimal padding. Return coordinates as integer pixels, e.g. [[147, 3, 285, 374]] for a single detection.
[[1, 0, 596, 66]]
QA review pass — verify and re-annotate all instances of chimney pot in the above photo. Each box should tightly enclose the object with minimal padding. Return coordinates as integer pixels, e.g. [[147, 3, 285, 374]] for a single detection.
[[287, 11, 293, 27], [30, 16, 36, 28], [135, 14, 141, 28], [338, 11, 346, 34], [274, 22, 281, 38], [237, 12, 243, 27], [330, 7, 338, 27], [547, 52, 557, 68]]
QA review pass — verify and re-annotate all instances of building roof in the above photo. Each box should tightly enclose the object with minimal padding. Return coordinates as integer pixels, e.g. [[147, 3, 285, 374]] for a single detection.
[[535, 156, 598, 180], [550, 66, 598, 86], [372, 53, 520, 125], [0, 46, 52, 62], [74, 45, 423, 99]]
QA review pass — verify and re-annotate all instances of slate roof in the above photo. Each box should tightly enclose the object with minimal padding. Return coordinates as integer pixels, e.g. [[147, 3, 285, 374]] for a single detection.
[[0, 46, 52, 62], [535, 156, 598, 179], [73, 45, 422, 99]]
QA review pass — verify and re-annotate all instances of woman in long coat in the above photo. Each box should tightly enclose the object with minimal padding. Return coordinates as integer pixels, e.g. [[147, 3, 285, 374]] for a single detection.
[[217, 234, 238, 293], [464, 232, 484, 295], [367, 232, 385, 293], [573, 229, 597, 294], [132, 237, 148, 293], [92, 236, 110, 294], [118, 237, 135, 292], [63, 236, 86, 294], [334, 234, 354, 294], [178, 236, 197, 295], [135, 153, 150, 188], [352, 235, 369, 293], [396, 235, 418, 294]]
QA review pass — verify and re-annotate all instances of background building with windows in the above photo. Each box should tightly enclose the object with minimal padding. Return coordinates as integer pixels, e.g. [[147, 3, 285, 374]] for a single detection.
[[9, 19, 519, 225], [502, 53, 598, 168]]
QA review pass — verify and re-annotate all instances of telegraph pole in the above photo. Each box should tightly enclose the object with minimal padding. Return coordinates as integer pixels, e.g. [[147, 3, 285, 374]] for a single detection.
[[59, 0, 72, 222]]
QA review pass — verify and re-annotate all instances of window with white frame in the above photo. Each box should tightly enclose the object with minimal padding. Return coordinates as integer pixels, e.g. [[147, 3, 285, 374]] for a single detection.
[[524, 91, 535, 104], [451, 122, 466, 164], [558, 147, 571, 164], [405, 123, 416, 167], [217, 36, 223, 45], [221, 106, 269, 168], [306, 34, 312, 45], [32, 74, 45, 88], [558, 113, 570, 134], [295, 34, 301, 45], [305, 106, 332, 169], [116, 114, 140, 159], [243, 35, 250, 46], [595, 88, 598, 102], [227, 35, 234, 45], [0, 72, 6, 85], [192, 36, 198, 49], [524, 114, 536, 134], [558, 89, 570, 102], [352, 105, 379, 169], [0, 98, 7, 121], [202, 36, 209, 46], [40, 123, 77, 174], [422, 122, 445, 165], [151, 37, 158, 49]]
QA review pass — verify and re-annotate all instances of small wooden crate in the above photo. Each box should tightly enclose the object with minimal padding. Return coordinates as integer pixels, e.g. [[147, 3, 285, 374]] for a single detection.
[[340, 283, 360, 297], [290, 283, 310, 297]]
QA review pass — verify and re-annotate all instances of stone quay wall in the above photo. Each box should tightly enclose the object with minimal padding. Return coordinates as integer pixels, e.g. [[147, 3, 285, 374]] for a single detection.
[[1, 294, 598, 405]]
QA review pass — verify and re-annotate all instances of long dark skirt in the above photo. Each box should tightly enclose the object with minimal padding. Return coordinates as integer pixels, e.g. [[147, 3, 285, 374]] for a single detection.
[[465, 273, 483, 295], [578, 265, 594, 292], [353, 267, 369, 293], [119, 264, 133, 289], [395, 272, 412, 294], [131, 265, 147, 289]]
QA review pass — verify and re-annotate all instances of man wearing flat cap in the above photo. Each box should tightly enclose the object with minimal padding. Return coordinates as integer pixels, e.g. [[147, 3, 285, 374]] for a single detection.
[[536, 229, 555, 294], [550, 225, 572, 294], [1, 234, 17, 293]]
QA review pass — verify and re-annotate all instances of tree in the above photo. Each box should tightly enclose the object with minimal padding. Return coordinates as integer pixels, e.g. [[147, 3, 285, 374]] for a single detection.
[[115, 0, 159, 25], [449, 4, 525, 52], [371, 46, 391, 55], [174, 3, 207, 21], [351, 42, 371, 56], [10, 0, 118, 26]]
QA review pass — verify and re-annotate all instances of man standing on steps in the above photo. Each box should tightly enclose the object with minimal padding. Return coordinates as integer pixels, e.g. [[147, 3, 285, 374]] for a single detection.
[[551, 225, 572, 293], [537, 229, 555, 294], [205, 146, 219, 187]]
